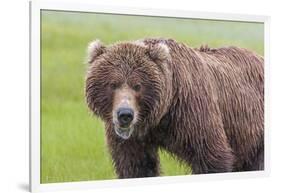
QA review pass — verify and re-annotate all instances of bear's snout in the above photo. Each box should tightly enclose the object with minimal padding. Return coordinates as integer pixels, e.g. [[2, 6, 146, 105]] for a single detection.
[[117, 108, 134, 127]]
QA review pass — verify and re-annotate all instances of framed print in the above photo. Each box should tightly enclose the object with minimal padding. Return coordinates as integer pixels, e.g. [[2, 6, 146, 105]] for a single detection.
[[30, 1, 270, 192]]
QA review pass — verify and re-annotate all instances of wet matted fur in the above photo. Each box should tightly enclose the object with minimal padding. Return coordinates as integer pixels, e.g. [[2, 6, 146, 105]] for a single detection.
[[85, 38, 264, 177]]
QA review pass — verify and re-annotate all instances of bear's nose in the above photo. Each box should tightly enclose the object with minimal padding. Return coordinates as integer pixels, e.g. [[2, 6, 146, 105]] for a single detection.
[[117, 108, 134, 127]]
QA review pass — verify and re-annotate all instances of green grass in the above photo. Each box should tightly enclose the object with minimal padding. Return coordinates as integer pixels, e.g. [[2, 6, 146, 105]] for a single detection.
[[41, 10, 264, 183]]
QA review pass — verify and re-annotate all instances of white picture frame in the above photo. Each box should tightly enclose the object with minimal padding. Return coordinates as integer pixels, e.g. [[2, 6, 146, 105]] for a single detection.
[[30, 1, 270, 192]]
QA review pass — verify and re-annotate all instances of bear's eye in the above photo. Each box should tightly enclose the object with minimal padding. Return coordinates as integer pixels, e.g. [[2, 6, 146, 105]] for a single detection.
[[133, 84, 141, 92], [109, 83, 118, 90]]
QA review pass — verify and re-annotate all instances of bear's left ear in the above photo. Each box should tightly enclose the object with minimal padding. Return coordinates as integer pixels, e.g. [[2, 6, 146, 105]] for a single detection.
[[87, 39, 106, 64], [147, 43, 170, 63]]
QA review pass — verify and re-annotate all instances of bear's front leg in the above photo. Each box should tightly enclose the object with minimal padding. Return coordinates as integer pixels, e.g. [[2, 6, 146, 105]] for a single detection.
[[185, 112, 234, 174], [175, 85, 235, 174], [106, 128, 160, 178], [190, 138, 234, 174]]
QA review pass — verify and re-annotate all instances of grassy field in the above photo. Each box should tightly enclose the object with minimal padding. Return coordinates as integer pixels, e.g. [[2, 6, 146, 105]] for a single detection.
[[41, 10, 264, 183]]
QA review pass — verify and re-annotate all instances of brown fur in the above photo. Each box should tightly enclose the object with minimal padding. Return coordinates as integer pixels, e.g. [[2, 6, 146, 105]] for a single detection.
[[85, 38, 264, 177]]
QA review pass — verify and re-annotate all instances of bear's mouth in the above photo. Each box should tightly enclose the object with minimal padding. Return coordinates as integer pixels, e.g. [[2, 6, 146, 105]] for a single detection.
[[114, 126, 134, 139]]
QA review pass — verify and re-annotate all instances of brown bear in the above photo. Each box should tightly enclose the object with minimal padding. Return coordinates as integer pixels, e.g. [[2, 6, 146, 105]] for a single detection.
[[85, 38, 264, 178]]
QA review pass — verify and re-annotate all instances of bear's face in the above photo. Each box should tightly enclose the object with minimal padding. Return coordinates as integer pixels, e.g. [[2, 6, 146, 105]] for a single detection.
[[86, 40, 172, 139]]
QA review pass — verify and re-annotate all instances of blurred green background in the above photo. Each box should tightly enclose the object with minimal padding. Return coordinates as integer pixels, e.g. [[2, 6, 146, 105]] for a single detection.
[[41, 10, 264, 183]]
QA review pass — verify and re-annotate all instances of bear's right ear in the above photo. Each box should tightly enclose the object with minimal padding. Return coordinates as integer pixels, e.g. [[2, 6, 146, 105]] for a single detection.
[[87, 39, 106, 64]]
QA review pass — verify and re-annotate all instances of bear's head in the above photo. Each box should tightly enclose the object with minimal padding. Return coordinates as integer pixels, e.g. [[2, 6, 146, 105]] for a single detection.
[[85, 40, 173, 139]]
